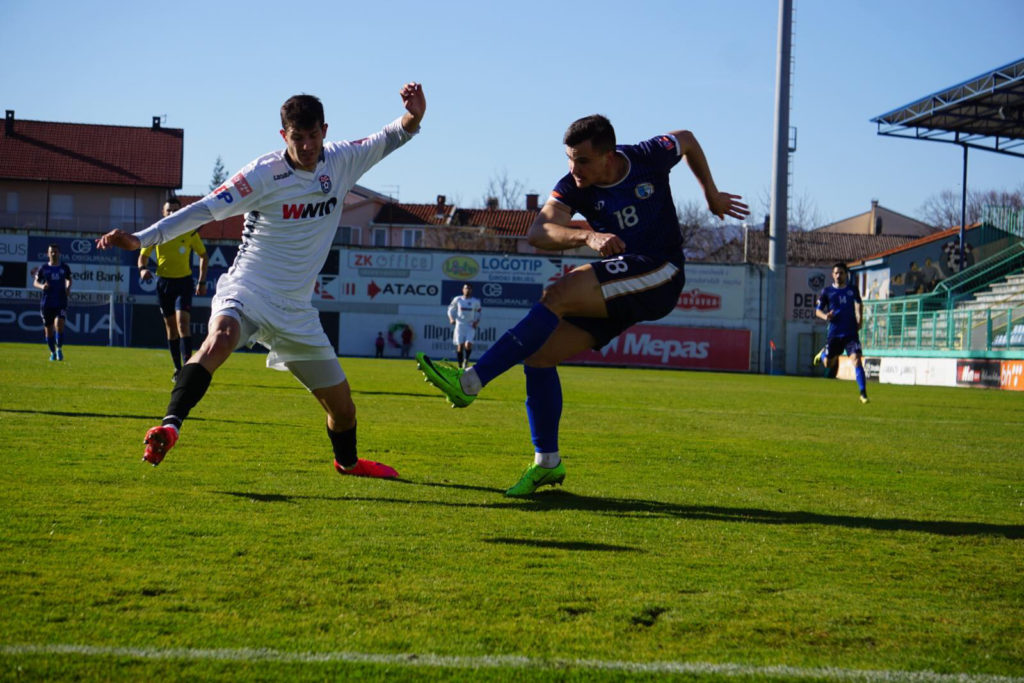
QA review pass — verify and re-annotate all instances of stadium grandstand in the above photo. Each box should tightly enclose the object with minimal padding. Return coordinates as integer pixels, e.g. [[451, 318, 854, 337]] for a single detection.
[[860, 57, 1024, 388]]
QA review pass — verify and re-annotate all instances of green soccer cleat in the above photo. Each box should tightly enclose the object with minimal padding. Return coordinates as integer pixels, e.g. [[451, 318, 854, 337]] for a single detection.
[[812, 347, 825, 366], [416, 352, 475, 408], [859, 393, 870, 404], [505, 462, 567, 497]]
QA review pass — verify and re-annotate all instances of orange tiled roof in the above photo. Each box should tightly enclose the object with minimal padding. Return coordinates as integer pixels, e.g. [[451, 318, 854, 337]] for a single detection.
[[848, 222, 983, 265], [0, 115, 183, 187], [712, 230, 921, 267]]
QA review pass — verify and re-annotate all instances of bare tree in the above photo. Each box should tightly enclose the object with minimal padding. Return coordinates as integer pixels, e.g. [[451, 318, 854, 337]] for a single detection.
[[482, 169, 527, 209], [918, 185, 1024, 228], [677, 199, 745, 261], [756, 188, 826, 231]]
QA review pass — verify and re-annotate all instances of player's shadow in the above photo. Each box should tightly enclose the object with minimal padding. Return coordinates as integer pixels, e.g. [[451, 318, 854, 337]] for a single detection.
[[481, 537, 639, 553], [415, 482, 1024, 540], [516, 490, 1024, 539], [0, 407, 297, 428], [1, 407, 157, 421], [212, 482, 1023, 540]]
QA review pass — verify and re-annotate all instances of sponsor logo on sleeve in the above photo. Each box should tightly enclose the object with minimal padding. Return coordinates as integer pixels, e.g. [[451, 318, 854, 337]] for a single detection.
[[231, 173, 253, 197]]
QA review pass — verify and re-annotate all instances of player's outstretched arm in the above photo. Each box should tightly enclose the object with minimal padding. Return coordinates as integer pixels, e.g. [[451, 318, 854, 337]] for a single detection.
[[400, 83, 426, 133], [670, 129, 750, 222], [96, 230, 141, 252]]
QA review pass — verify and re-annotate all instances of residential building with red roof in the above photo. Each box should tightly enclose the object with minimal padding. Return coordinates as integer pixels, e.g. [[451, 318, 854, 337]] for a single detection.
[[1, 110, 182, 233]]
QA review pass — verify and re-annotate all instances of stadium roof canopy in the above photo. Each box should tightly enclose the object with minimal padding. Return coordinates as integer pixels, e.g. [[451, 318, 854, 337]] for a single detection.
[[871, 57, 1024, 157]]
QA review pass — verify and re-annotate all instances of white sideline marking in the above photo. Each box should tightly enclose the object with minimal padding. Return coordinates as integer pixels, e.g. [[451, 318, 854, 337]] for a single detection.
[[1, 644, 1021, 682]]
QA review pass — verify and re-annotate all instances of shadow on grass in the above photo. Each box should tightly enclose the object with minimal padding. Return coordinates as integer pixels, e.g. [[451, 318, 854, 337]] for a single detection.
[[514, 489, 1024, 540], [0, 407, 303, 428], [212, 483, 1024, 539], [481, 537, 639, 552]]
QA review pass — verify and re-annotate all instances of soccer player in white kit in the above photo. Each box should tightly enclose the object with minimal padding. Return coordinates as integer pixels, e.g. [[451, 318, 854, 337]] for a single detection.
[[97, 83, 426, 478], [447, 283, 482, 368]]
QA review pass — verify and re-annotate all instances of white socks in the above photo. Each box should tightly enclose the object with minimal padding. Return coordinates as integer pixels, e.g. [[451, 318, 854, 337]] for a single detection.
[[460, 367, 482, 395], [534, 451, 561, 468]]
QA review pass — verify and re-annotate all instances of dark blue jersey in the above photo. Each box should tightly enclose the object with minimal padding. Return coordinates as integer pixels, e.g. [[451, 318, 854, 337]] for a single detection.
[[550, 134, 684, 265], [36, 263, 72, 309], [817, 283, 861, 339]]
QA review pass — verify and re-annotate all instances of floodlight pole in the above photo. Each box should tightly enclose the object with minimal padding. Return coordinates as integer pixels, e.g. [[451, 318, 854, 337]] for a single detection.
[[766, 0, 793, 374], [960, 143, 968, 270]]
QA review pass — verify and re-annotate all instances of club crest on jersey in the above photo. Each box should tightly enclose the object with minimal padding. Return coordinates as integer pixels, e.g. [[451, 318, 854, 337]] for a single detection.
[[634, 182, 655, 199], [656, 135, 677, 152], [319, 175, 332, 194]]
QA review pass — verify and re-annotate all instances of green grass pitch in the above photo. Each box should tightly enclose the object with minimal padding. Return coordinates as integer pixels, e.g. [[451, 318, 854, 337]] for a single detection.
[[1, 342, 1021, 681]]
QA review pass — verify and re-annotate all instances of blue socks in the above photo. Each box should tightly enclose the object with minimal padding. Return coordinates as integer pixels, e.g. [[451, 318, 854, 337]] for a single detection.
[[525, 365, 561, 455], [855, 365, 867, 395], [473, 303, 560, 387]]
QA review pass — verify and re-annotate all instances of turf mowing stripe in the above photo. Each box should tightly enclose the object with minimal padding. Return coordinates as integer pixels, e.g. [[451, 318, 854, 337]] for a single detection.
[[1, 644, 1020, 682]]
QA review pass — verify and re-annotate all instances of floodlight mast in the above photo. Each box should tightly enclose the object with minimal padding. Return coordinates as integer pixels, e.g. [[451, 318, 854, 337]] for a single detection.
[[766, 0, 793, 374]]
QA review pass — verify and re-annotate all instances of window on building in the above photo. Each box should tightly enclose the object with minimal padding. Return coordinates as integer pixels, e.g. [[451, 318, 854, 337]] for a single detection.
[[110, 198, 145, 230], [402, 228, 424, 248], [372, 228, 388, 247], [49, 195, 73, 223], [337, 226, 361, 245]]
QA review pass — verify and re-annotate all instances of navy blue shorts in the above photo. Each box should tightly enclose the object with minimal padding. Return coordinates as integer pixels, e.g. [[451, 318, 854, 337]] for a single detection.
[[40, 306, 67, 326], [157, 276, 194, 317], [827, 334, 862, 359], [563, 254, 685, 349]]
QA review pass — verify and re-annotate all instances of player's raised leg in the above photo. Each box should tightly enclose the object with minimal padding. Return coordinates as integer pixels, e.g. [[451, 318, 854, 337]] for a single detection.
[[417, 266, 604, 407]]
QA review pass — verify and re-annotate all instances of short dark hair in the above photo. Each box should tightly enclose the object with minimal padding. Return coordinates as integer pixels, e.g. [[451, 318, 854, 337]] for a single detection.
[[47, 243, 60, 251], [832, 262, 849, 273], [563, 114, 616, 154], [165, 196, 182, 208], [280, 94, 324, 131]]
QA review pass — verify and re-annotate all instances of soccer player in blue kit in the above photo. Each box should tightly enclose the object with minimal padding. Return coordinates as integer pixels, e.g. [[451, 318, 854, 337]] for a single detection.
[[815, 262, 869, 404], [33, 243, 72, 361], [418, 114, 749, 496]]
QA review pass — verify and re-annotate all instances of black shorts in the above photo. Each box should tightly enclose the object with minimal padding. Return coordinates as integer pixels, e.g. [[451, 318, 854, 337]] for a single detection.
[[563, 254, 685, 349], [40, 306, 67, 326], [157, 276, 194, 317]]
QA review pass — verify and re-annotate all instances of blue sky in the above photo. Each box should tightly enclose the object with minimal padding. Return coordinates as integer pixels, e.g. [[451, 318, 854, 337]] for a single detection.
[[2, 0, 1021, 226]]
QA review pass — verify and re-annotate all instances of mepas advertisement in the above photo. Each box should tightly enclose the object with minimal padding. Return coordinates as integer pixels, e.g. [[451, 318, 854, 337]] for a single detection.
[[570, 324, 751, 371]]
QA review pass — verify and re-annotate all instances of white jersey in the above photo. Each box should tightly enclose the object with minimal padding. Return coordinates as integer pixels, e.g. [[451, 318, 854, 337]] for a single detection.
[[448, 295, 482, 325], [134, 117, 415, 301]]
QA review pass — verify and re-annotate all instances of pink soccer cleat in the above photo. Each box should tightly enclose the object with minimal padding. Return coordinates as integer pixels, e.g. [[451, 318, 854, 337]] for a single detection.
[[334, 459, 399, 479], [142, 425, 178, 466]]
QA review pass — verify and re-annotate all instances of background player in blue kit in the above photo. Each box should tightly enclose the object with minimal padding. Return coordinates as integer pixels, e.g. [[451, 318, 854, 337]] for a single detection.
[[418, 114, 748, 496], [33, 243, 72, 361], [815, 262, 869, 404]]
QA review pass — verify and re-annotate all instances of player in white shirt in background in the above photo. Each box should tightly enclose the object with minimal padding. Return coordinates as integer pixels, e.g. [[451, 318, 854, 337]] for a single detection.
[[97, 83, 426, 478], [448, 283, 482, 368]]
